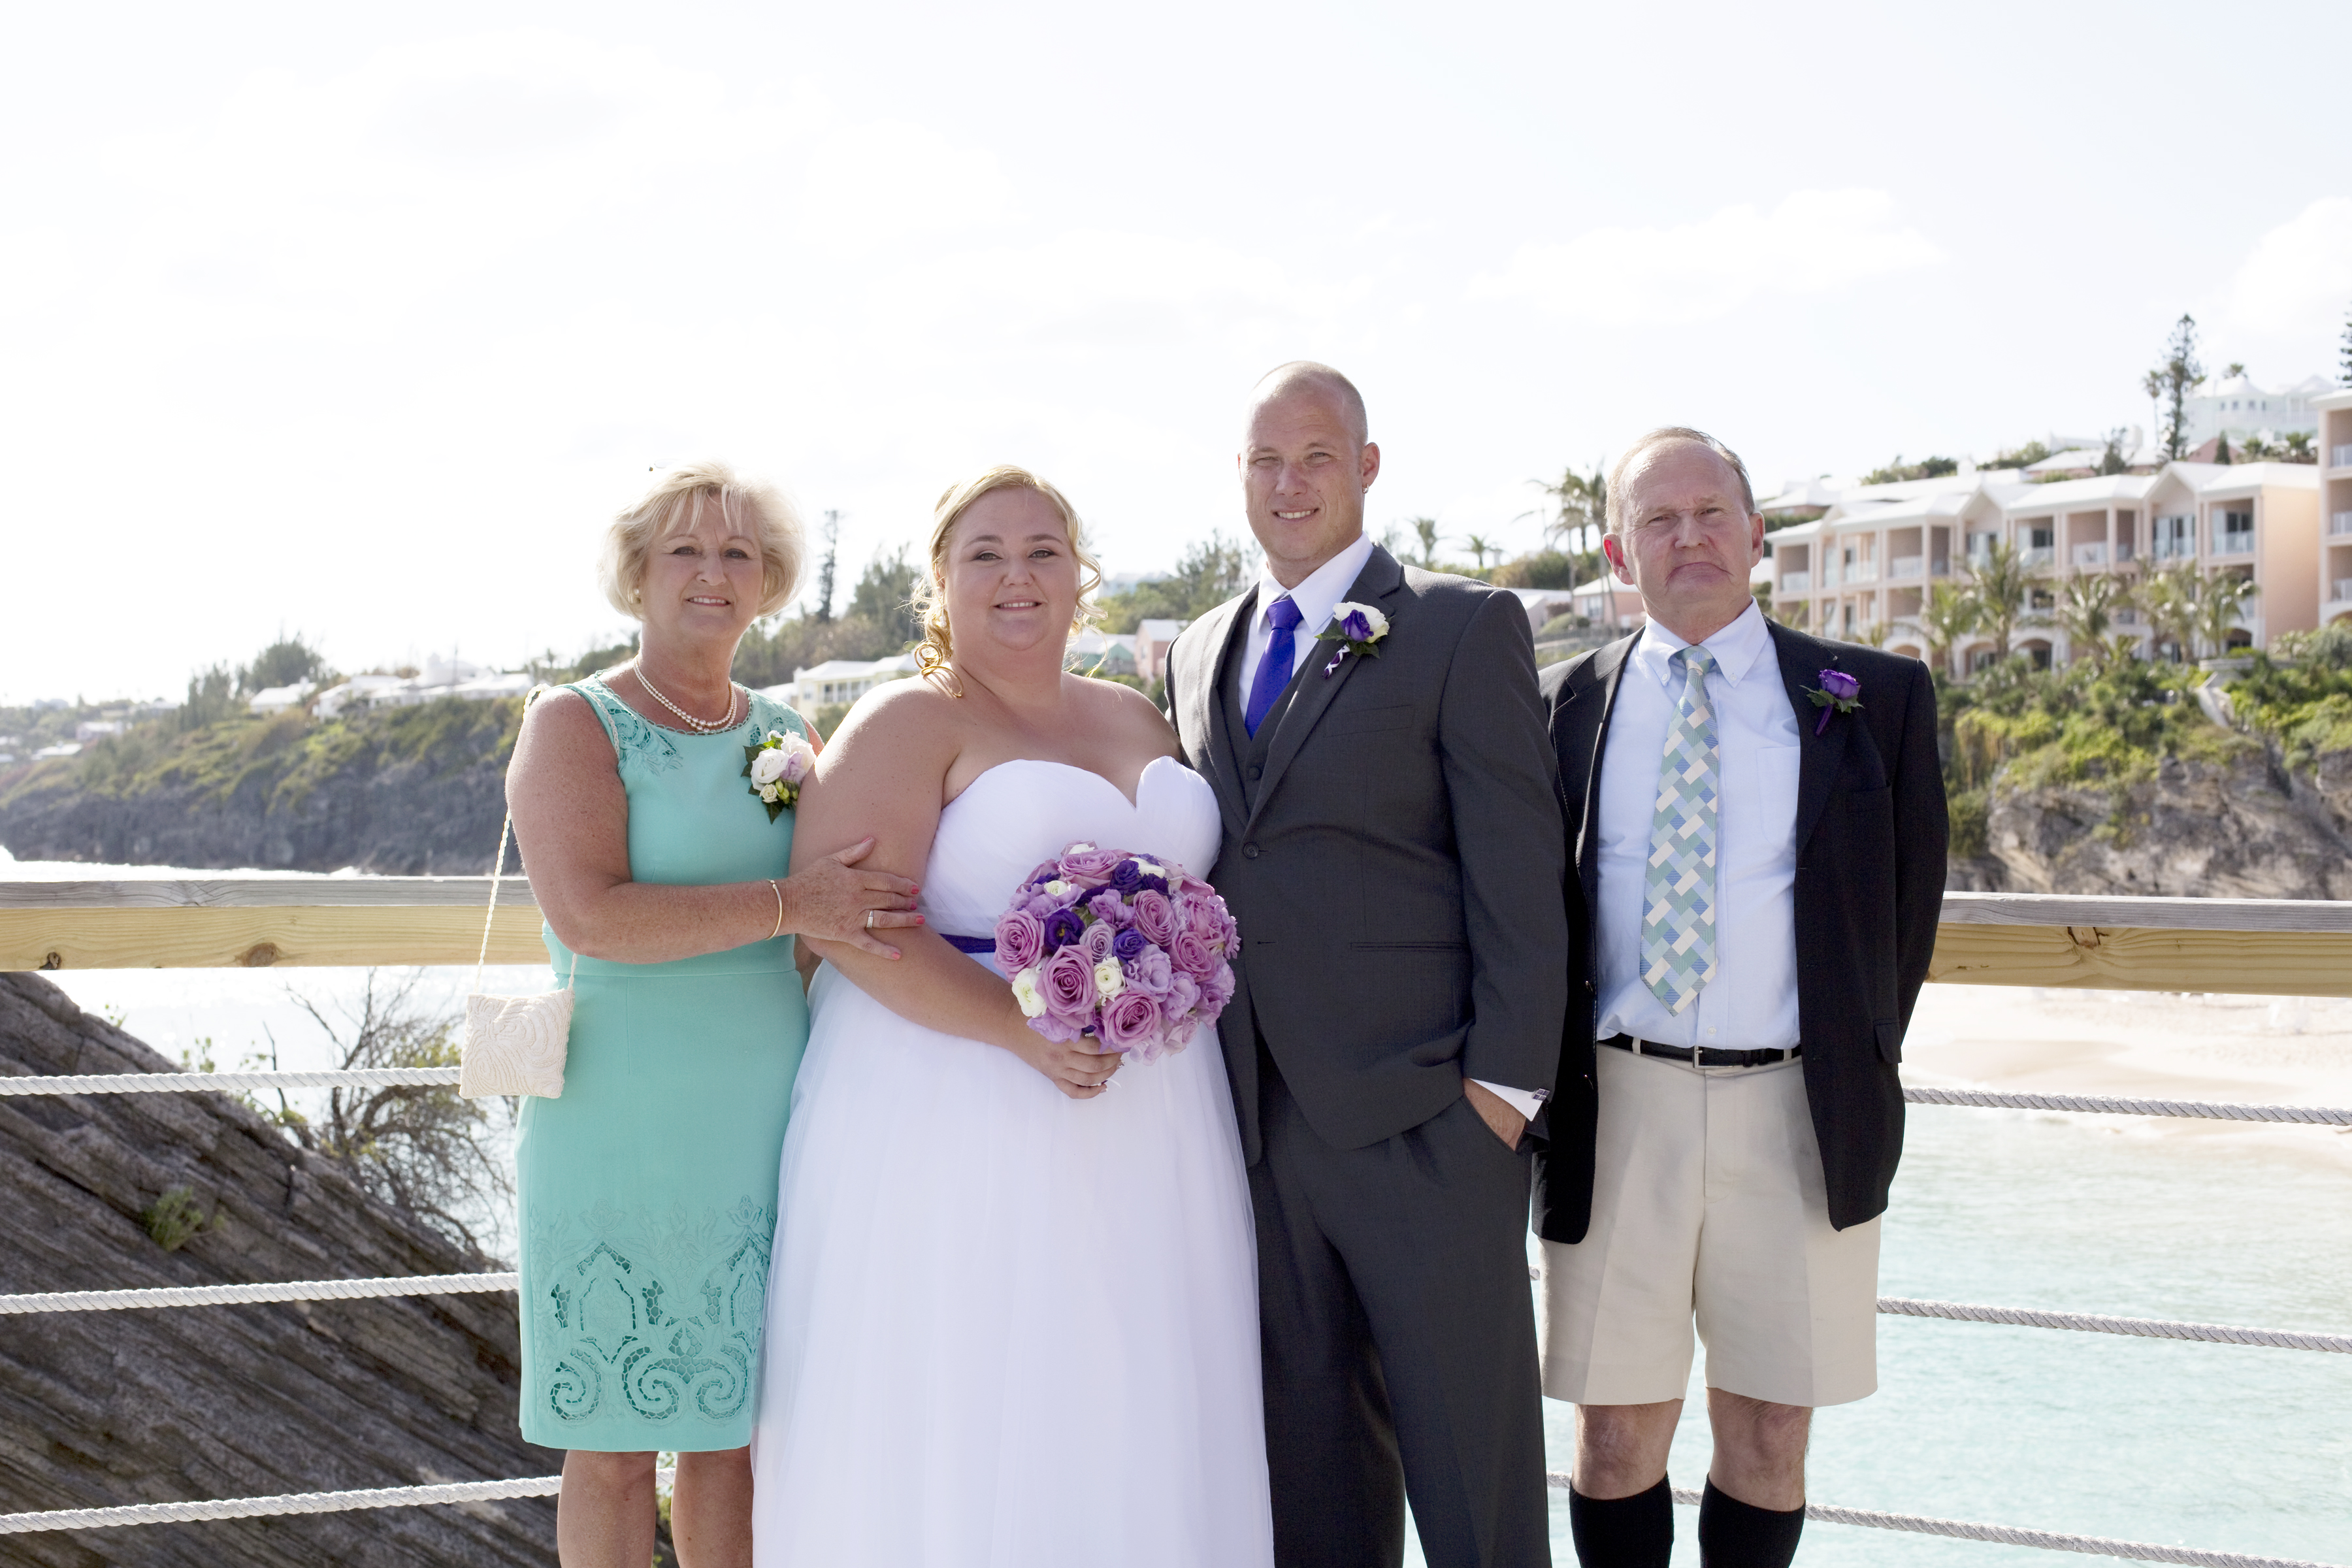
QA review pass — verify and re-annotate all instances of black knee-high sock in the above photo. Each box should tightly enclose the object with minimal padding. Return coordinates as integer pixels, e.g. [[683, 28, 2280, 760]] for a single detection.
[[1568, 1477, 1673, 1567], [1697, 1478, 1804, 1568]]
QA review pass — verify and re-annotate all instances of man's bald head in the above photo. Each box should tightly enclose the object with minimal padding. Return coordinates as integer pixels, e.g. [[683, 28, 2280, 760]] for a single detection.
[[1247, 361, 1369, 449]]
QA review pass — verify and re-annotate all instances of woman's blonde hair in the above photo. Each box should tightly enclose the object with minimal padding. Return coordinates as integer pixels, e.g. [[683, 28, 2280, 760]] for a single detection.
[[911, 465, 1103, 683], [598, 462, 804, 620]]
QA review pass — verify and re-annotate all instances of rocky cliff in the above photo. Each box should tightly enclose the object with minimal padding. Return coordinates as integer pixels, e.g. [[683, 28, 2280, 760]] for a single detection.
[[0, 701, 516, 875], [1953, 745, 2352, 898], [0, 972, 561, 1565]]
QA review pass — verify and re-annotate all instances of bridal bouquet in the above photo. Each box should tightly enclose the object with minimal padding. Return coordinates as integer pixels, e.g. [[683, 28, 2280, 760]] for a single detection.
[[994, 841, 1238, 1064]]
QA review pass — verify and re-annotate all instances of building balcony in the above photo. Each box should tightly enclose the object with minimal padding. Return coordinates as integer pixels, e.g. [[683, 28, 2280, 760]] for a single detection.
[[2070, 544, 2109, 568], [1887, 555, 1922, 580], [1930, 557, 1952, 576], [2213, 534, 2255, 558], [2333, 444, 2352, 468], [2330, 512, 2352, 537], [1778, 572, 1810, 594], [2335, 579, 2352, 606], [1847, 563, 1879, 583], [2020, 546, 2053, 568]]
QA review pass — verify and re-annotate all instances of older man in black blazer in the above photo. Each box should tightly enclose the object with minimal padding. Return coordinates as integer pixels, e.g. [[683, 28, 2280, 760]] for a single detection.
[[1169, 363, 1567, 1568], [1536, 428, 1945, 1568]]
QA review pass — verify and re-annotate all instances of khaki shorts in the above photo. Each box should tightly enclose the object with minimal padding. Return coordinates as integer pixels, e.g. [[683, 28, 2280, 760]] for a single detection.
[[1538, 1046, 1880, 1409]]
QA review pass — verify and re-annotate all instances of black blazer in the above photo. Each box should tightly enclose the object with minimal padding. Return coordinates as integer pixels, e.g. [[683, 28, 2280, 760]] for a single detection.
[[1535, 620, 1946, 1240], [1168, 546, 1569, 1162]]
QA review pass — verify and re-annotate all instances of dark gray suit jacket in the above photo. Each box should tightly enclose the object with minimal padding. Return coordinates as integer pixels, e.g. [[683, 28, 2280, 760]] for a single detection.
[[1535, 621, 1947, 1240], [1168, 544, 1569, 1163]]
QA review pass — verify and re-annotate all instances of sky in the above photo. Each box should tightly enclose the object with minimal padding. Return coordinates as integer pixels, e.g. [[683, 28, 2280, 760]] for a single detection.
[[4, 0, 2349, 705]]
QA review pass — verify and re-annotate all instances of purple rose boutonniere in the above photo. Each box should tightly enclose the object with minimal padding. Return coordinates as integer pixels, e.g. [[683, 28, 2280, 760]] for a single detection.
[[1315, 601, 1390, 678], [1804, 668, 1863, 736]]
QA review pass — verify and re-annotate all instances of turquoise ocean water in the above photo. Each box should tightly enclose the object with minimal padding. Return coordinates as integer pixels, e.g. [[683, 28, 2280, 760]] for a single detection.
[[25, 931, 2351, 1565]]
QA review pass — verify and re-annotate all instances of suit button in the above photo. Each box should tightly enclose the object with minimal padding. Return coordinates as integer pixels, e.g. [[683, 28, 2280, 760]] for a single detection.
[[1247, 764, 1262, 779], [1243, 843, 1261, 859]]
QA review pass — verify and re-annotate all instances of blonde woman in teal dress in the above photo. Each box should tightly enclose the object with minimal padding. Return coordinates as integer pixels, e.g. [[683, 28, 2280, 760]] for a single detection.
[[506, 463, 923, 1568]]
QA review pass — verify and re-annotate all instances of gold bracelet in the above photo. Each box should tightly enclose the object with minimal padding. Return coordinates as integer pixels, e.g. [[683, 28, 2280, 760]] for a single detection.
[[768, 879, 786, 941]]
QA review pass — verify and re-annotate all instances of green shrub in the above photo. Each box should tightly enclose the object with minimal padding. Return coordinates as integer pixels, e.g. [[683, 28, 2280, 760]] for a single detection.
[[140, 1186, 210, 1252]]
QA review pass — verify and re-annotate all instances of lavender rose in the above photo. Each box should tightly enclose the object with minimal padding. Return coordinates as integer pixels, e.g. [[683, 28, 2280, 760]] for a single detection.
[[1101, 990, 1164, 1056], [1130, 889, 1179, 947], [994, 909, 1045, 973], [1086, 888, 1134, 928], [1169, 928, 1217, 979], [1041, 947, 1098, 1025], [1198, 962, 1236, 1013], [1819, 668, 1860, 702], [1081, 920, 1119, 964], [1184, 895, 1228, 942], [1163, 972, 1200, 1018], [1058, 843, 1122, 881]]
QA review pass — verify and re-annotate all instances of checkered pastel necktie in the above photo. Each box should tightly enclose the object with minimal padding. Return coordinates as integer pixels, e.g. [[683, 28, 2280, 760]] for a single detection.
[[1642, 645, 1720, 1014]]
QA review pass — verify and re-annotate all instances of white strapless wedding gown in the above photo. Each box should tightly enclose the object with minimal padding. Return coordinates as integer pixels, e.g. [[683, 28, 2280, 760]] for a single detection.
[[749, 757, 1273, 1568]]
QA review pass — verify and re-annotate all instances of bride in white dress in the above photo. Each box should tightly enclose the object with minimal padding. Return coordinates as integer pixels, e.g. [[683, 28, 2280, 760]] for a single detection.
[[749, 466, 1273, 1567]]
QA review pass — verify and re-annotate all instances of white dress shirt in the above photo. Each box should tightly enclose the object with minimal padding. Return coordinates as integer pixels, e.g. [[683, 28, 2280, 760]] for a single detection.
[[1593, 600, 1803, 1051], [1235, 532, 1546, 1123]]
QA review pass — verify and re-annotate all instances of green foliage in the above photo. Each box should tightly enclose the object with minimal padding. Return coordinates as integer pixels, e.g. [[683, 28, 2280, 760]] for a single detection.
[[809, 703, 854, 742], [1407, 517, 1441, 568], [2148, 314, 2205, 461], [2230, 642, 2352, 772], [732, 612, 904, 688], [847, 546, 922, 649], [239, 634, 329, 695], [177, 664, 238, 730], [1859, 455, 1959, 485], [1530, 463, 1607, 558], [1096, 533, 1254, 633], [1946, 788, 1989, 859], [1942, 657, 2241, 795], [1985, 440, 2051, 470], [1965, 541, 2034, 661], [1489, 550, 1585, 590], [141, 1185, 210, 1252]]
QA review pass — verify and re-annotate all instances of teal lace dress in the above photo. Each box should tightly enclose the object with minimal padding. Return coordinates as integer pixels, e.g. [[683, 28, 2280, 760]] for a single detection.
[[515, 674, 809, 1452]]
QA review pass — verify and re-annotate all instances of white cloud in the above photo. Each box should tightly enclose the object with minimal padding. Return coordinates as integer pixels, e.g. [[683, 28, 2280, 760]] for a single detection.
[[1470, 189, 1940, 327], [2224, 197, 2352, 339]]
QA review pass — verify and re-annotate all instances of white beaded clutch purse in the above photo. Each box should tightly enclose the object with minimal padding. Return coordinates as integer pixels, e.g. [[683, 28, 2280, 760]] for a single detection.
[[459, 697, 574, 1099]]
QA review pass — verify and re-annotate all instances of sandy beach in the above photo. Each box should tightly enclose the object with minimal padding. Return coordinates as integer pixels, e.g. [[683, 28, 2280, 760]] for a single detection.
[[1904, 983, 2352, 1169]]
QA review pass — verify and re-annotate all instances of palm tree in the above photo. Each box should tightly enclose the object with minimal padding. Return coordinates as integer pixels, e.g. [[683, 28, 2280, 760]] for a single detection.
[[2190, 572, 2260, 658], [1531, 464, 1608, 554], [1407, 516, 1441, 568], [1966, 541, 2033, 662], [2136, 564, 2202, 661], [2048, 572, 2129, 667], [1902, 580, 1982, 676], [1463, 533, 1497, 572]]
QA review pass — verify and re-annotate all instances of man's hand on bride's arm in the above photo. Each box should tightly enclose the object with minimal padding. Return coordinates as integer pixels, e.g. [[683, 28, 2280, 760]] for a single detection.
[[781, 837, 923, 959], [1463, 1079, 1528, 1150]]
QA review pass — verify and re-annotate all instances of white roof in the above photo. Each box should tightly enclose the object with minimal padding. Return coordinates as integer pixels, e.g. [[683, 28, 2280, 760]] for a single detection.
[[786, 654, 921, 682], [2001, 474, 2158, 510], [1135, 619, 1184, 640], [1571, 576, 1633, 596], [2189, 461, 2321, 497], [2022, 448, 2106, 473]]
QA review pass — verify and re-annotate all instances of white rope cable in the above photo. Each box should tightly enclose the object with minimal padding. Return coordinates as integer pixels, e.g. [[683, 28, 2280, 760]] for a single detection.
[[1879, 1296, 2352, 1353], [0, 1273, 517, 1316], [0, 1068, 461, 1094], [1537, 1476, 2342, 1568], [1903, 1085, 2352, 1124], [0, 1470, 674, 1535]]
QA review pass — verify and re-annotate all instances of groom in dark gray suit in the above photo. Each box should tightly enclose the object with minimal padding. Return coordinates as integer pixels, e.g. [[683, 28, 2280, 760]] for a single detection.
[[1168, 363, 1569, 1568]]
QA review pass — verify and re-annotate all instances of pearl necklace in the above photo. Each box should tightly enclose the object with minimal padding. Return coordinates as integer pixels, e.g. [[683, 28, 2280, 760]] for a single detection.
[[631, 664, 741, 734]]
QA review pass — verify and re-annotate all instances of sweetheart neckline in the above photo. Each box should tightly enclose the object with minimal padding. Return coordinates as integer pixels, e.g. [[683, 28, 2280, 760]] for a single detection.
[[943, 753, 1189, 813]]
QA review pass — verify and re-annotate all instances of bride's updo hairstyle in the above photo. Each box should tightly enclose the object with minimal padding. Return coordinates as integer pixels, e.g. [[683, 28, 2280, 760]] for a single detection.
[[912, 465, 1104, 687], [598, 461, 804, 621]]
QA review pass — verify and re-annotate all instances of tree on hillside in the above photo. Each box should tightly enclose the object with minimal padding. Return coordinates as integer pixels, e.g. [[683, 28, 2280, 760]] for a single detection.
[[2046, 572, 2130, 668], [1531, 463, 1608, 557], [2099, 427, 2132, 476], [1094, 532, 1254, 632], [2189, 572, 2259, 658], [1902, 581, 1981, 677], [1407, 517, 1441, 568], [2214, 433, 2234, 465], [1967, 541, 2034, 662], [1860, 455, 1959, 485], [2148, 314, 2206, 461], [849, 546, 921, 649], [239, 634, 329, 694], [2136, 563, 2202, 661], [1987, 439, 2051, 471], [1462, 533, 1497, 572], [811, 510, 841, 624]]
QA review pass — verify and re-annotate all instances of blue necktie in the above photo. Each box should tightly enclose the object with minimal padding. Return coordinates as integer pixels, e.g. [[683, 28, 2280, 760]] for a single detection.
[[1243, 594, 1303, 738]]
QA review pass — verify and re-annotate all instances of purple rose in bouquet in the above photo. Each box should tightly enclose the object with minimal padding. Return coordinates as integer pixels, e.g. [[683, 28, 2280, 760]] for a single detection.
[[996, 840, 1239, 1065]]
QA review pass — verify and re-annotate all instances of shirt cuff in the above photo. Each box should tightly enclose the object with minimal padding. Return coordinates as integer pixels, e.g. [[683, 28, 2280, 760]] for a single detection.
[[1469, 1079, 1547, 1122]]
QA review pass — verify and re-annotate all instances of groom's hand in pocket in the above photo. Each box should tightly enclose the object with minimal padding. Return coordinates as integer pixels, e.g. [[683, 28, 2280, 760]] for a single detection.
[[1463, 1080, 1527, 1151]]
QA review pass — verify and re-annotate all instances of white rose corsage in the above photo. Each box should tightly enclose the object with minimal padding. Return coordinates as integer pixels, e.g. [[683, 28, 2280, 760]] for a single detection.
[[1316, 601, 1390, 678], [743, 728, 817, 821]]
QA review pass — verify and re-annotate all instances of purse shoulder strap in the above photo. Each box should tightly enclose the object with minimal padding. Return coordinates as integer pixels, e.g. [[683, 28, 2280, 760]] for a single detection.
[[474, 685, 574, 994]]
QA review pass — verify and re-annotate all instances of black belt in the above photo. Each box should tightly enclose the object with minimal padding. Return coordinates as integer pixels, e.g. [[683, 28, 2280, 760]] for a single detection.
[[1599, 1033, 1799, 1069]]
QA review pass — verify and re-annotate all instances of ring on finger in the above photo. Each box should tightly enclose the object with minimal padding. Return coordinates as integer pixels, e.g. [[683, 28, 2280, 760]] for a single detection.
[[864, 909, 875, 930]]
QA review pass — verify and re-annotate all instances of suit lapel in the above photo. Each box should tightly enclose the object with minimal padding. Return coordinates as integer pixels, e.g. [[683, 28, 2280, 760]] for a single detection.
[[1561, 636, 1635, 908], [1188, 589, 1256, 841], [1244, 547, 1405, 833], [1772, 622, 1850, 855]]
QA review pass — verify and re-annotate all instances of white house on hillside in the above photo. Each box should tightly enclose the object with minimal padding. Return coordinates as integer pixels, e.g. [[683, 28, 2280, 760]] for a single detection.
[[2317, 389, 2352, 627], [762, 654, 921, 712]]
